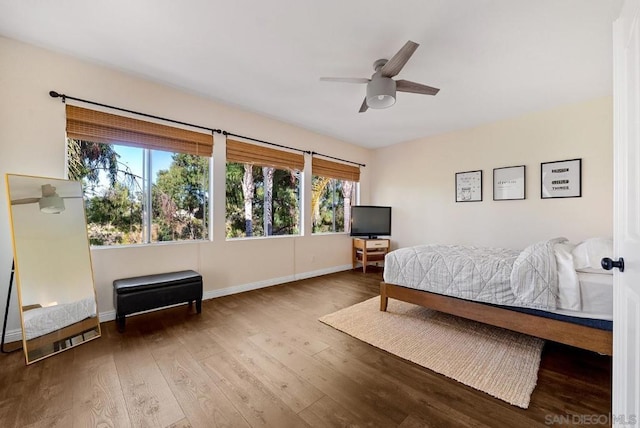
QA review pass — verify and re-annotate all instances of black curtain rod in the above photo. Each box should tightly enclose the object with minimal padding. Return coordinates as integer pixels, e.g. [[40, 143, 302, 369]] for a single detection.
[[49, 91, 222, 135], [311, 151, 365, 168], [223, 131, 310, 155], [50, 91, 363, 166]]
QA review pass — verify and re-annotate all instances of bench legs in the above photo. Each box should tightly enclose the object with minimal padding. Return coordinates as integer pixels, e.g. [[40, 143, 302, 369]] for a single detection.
[[116, 299, 202, 333], [116, 314, 126, 333], [188, 299, 202, 313]]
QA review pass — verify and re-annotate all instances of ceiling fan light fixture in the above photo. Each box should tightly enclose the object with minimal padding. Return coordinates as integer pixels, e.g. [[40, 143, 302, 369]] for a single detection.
[[39, 195, 65, 214], [366, 77, 396, 109]]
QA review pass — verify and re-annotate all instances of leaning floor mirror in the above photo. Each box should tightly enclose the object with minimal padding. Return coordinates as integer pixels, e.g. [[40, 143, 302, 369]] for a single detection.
[[6, 174, 100, 364]]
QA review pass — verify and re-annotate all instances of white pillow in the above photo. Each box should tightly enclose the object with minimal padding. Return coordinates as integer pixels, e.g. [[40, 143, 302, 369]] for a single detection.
[[571, 237, 613, 274], [554, 242, 581, 310]]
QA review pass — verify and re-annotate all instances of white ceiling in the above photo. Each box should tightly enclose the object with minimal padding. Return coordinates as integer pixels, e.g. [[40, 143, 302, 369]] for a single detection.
[[0, 1, 621, 148]]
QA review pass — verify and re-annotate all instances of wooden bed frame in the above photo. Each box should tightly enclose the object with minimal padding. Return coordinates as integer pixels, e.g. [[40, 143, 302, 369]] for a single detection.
[[380, 282, 613, 356]]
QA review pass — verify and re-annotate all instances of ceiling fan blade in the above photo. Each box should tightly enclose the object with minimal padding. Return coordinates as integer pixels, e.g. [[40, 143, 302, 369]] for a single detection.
[[11, 197, 40, 205], [396, 79, 440, 95], [320, 77, 370, 84], [359, 97, 369, 113], [381, 40, 419, 78]]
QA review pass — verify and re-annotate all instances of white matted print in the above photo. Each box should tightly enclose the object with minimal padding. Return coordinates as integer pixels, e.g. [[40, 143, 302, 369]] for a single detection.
[[541, 158, 582, 199], [493, 165, 525, 201], [456, 170, 482, 202]]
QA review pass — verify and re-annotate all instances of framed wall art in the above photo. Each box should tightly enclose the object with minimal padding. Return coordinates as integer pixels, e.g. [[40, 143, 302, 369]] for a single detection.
[[493, 165, 525, 201], [455, 170, 482, 202], [541, 158, 582, 199]]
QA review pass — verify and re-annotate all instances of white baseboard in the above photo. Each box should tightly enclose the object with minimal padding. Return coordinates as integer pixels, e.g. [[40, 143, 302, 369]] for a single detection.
[[293, 264, 353, 281], [4, 264, 352, 334], [100, 309, 117, 322], [203, 273, 296, 300], [98, 264, 352, 323], [1, 265, 354, 338]]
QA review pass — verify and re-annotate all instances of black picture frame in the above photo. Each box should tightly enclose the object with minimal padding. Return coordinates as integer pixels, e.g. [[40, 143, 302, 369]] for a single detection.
[[493, 165, 526, 201], [455, 170, 483, 202], [541, 158, 582, 199]]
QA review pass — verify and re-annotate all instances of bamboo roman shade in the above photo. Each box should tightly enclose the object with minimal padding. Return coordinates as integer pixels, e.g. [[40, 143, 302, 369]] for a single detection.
[[312, 157, 360, 182], [65, 105, 213, 157], [226, 139, 304, 171]]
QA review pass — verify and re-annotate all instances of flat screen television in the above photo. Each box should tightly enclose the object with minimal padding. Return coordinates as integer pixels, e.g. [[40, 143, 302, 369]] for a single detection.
[[350, 205, 392, 238]]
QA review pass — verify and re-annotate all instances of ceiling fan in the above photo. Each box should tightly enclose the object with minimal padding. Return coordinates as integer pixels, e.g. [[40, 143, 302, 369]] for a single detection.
[[11, 184, 80, 214], [320, 40, 440, 113]]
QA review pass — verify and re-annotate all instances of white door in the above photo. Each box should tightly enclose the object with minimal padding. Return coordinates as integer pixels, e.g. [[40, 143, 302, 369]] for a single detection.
[[613, 0, 640, 424]]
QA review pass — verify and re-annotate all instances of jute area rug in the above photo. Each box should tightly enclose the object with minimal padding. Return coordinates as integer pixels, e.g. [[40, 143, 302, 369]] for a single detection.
[[319, 297, 544, 408]]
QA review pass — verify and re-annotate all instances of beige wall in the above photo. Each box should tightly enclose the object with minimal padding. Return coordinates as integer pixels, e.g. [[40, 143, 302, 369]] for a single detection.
[[370, 97, 613, 250], [0, 36, 371, 334]]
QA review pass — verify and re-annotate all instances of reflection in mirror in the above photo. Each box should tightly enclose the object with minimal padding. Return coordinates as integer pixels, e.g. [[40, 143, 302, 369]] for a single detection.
[[6, 174, 100, 364]]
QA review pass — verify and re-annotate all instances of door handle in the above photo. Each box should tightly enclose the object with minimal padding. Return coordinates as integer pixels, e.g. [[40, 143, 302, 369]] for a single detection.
[[601, 257, 624, 272]]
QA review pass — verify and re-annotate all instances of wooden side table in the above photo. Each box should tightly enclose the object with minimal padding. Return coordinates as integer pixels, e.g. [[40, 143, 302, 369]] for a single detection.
[[352, 238, 390, 273]]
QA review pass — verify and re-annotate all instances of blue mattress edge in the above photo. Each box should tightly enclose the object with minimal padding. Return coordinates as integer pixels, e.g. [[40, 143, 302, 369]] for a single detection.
[[496, 304, 613, 331]]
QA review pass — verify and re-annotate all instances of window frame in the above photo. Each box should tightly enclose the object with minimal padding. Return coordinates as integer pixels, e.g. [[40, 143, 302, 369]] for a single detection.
[[310, 156, 360, 236], [65, 105, 214, 247], [224, 139, 305, 240], [311, 176, 358, 235], [67, 140, 212, 247], [224, 161, 302, 240]]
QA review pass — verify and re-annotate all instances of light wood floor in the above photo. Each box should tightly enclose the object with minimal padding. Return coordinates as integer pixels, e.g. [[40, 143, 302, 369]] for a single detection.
[[0, 270, 611, 427]]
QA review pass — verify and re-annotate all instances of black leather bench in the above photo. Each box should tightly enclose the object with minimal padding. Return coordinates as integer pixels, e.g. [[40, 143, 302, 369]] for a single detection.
[[113, 270, 203, 332]]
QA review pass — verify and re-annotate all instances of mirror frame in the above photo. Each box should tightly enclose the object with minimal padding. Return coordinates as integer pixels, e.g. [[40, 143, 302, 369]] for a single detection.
[[5, 173, 101, 364]]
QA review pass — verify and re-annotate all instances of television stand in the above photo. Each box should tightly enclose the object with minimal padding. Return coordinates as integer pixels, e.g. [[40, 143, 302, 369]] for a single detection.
[[352, 238, 390, 273]]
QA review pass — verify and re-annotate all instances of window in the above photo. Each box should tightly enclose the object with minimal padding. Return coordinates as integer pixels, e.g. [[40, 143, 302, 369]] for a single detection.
[[311, 157, 360, 234], [150, 150, 209, 242], [65, 105, 212, 246], [312, 177, 357, 233], [225, 139, 303, 238], [72, 142, 144, 245]]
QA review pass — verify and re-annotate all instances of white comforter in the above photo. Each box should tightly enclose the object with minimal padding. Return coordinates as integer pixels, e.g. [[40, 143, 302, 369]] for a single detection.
[[22, 296, 97, 340], [383, 238, 567, 311]]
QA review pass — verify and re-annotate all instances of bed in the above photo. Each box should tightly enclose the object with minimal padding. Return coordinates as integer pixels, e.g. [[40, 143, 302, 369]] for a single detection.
[[22, 296, 97, 340], [380, 238, 613, 355], [21, 296, 99, 361]]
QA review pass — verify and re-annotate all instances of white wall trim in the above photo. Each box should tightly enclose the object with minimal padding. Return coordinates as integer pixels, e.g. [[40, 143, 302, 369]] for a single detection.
[[204, 273, 296, 300], [98, 264, 352, 322], [293, 264, 352, 281], [2, 264, 354, 339]]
